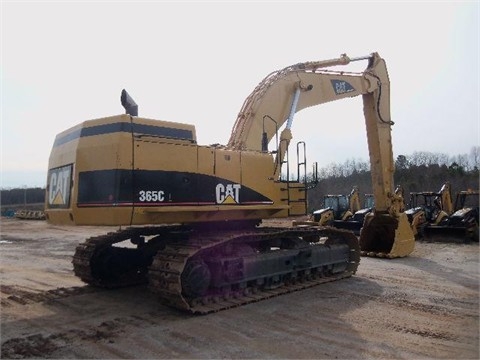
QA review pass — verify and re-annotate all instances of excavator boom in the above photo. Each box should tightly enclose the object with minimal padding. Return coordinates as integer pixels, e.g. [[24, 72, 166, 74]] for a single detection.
[[229, 54, 381, 150]]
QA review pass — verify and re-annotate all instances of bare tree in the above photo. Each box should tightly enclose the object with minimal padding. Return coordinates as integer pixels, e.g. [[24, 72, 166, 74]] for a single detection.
[[450, 154, 469, 170], [395, 155, 409, 170], [469, 146, 480, 170]]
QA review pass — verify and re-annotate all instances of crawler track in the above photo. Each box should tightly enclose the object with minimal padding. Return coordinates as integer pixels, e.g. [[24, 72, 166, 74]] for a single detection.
[[73, 225, 185, 288], [73, 225, 360, 314]]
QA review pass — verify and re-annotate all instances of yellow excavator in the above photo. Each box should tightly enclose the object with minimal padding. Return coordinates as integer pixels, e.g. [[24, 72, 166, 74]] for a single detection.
[[45, 52, 414, 314]]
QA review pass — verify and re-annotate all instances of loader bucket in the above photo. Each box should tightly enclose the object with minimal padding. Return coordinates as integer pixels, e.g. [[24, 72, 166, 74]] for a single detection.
[[332, 220, 364, 235], [423, 225, 479, 243], [359, 212, 415, 258]]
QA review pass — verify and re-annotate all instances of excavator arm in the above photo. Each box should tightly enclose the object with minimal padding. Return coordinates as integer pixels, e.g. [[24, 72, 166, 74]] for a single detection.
[[228, 52, 414, 258]]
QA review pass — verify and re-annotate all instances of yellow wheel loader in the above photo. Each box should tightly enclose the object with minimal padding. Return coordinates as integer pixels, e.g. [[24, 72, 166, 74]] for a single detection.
[[45, 52, 414, 314]]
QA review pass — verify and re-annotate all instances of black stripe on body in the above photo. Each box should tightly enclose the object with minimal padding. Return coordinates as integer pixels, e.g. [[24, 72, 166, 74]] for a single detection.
[[77, 169, 273, 207], [54, 123, 194, 147]]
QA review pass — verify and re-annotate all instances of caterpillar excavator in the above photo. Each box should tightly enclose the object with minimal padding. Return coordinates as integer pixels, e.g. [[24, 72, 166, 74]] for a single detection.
[[45, 52, 414, 314]]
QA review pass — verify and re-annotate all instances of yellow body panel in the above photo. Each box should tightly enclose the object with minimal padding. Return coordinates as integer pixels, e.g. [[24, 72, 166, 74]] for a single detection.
[[45, 115, 294, 226]]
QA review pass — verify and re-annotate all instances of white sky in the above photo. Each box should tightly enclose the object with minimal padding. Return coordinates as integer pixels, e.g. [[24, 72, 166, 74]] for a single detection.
[[1, 1, 479, 188]]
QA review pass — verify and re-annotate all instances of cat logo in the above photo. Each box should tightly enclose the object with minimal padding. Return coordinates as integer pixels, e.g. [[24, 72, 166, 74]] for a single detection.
[[331, 79, 355, 95], [48, 164, 72, 208], [215, 183, 241, 204]]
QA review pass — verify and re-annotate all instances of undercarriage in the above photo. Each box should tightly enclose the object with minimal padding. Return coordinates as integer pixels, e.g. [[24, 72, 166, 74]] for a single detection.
[[73, 224, 360, 314]]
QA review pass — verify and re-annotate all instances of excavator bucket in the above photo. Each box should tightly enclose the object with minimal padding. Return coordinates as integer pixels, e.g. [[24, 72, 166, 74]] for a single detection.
[[359, 212, 415, 258]]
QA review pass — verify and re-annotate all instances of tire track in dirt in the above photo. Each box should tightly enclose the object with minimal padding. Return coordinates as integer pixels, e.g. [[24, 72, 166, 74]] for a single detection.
[[1, 309, 188, 359], [1, 318, 124, 359], [0, 284, 101, 307], [386, 323, 456, 341]]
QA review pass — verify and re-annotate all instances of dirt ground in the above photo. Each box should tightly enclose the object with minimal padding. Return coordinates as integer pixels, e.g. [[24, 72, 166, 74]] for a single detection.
[[0, 218, 478, 359]]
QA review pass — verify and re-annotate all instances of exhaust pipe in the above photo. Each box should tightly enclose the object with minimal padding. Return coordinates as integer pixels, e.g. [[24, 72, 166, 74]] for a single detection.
[[121, 89, 138, 116]]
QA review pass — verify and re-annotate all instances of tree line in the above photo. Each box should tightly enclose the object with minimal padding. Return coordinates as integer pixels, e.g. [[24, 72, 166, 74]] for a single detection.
[[306, 147, 479, 212], [1, 187, 46, 207]]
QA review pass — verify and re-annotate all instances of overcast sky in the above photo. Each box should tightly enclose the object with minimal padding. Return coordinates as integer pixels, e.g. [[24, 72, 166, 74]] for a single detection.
[[1, 1, 479, 188]]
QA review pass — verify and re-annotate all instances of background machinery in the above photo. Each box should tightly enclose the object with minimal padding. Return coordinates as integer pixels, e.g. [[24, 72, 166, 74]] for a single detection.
[[333, 192, 376, 235], [311, 186, 361, 226], [334, 185, 403, 236], [405, 182, 453, 238], [14, 209, 46, 220], [423, 189, 479, 242], [342, 193, 376, 234], [45, 52, 414, 314]]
